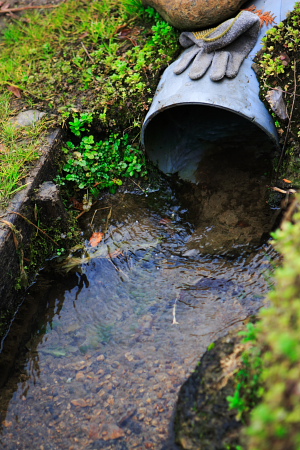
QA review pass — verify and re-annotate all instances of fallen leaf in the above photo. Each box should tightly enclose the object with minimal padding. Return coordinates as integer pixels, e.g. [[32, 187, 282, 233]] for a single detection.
[[7, 85, 22, 98], [70, 197, 83, 210], [116, 26, 140, 46], [0, 143, 7, 152], [89, 231, 104, 247], [71, 398, 89, 407], [283, 178, 292, 183]]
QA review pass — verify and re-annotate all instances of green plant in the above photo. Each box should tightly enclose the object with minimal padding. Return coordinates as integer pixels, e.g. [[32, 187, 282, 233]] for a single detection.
[[61, 132, 147, 193], [244, 205, 300, 450], [56, 247, 66, 256], [123, 0, 145, 15], [0, 91, 51, 205], [259, 53, 285, 77], [227, 323, 264, 422], [69, 112, 94, 136]]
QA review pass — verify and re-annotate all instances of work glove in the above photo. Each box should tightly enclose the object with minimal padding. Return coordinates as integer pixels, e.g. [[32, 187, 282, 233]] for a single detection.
[[174, 10, 260, 81]]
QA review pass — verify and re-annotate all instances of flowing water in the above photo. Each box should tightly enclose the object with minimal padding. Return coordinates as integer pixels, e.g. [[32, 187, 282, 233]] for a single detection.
[[0, 145, 280, 450]]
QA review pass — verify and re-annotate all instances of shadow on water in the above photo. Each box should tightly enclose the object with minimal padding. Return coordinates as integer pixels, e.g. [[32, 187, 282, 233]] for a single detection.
[[0, 144, 280, 450]]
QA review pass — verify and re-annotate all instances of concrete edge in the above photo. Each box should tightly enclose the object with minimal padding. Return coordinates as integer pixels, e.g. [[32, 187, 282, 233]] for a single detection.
[[0, 128, 64, 312]]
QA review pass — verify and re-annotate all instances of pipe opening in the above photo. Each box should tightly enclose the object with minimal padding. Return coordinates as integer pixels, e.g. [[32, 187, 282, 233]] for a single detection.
[[143, 104, 278, 183]]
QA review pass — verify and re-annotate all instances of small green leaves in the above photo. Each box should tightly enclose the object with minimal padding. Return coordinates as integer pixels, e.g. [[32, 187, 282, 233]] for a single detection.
[[69, 113, 93, 136], [60, 130, 147, 193]]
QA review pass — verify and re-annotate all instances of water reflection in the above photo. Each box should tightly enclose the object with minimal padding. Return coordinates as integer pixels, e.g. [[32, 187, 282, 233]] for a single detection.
[[0, 149, 279, 449]]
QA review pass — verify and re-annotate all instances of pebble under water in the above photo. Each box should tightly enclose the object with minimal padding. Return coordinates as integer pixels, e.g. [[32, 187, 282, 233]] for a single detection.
[[0, 145, 280, 449]]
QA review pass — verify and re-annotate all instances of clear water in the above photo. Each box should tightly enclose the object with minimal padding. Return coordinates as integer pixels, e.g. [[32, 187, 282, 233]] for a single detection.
[[0, 146, 279, 450]]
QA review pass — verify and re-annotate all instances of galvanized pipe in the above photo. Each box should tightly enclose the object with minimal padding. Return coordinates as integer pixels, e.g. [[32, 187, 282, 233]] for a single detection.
[[142, 0, 295, 182]]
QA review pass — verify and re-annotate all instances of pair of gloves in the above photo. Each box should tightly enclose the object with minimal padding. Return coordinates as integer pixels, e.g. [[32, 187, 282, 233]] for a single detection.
[[174, 11, 261, 81]]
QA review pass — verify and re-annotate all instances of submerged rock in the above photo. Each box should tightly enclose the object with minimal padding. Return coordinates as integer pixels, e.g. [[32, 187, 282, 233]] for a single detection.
[[174, 329, 245, 449], [142, 0, 249, 30]]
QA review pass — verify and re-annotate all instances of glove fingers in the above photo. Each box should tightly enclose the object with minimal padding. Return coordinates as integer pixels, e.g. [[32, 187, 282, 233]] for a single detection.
[[189, 51, 214, 80], [223, 19, 260, 78], [225, 52, 245, 78], [210, 51, 230, 81], [174, 46, 201, 75]]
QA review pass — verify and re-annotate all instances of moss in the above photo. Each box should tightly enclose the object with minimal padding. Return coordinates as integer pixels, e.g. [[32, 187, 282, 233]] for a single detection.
[[239, 202, 300, 450], [228, 4, 300, 449], [253, 2, 300, 184]]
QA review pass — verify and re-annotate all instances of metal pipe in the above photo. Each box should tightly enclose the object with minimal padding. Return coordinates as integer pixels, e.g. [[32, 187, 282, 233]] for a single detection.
[[142, 0, 295, 182]]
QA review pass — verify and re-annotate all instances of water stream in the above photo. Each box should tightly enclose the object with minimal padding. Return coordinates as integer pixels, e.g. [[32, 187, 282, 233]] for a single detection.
[[0, 145, 279, 449]]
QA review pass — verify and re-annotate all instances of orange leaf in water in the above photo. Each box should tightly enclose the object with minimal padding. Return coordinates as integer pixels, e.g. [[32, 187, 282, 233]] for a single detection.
[[7, 85, 22, 98], [90, 231, 104, 247], [283, 178, 292, 183]]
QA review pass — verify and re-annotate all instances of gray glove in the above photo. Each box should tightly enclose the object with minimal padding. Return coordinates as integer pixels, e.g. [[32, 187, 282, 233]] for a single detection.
[[174, 11, 260, 81]]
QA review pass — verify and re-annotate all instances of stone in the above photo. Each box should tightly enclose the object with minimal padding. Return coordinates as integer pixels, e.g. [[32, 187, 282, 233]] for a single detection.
[[34, 181, 68, 227], [142, 0, 249, 30], [174, 329, 245, 449], [99, 423, 125, 440], [11, 109, 45, 127]]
